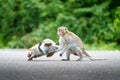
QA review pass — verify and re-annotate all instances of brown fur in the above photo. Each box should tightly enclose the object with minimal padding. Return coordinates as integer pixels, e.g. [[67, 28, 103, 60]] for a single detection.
[[57, 26, 93, 61]]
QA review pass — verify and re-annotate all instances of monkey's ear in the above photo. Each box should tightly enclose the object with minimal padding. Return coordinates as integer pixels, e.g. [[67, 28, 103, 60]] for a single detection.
[[44, 43, 52, 47]]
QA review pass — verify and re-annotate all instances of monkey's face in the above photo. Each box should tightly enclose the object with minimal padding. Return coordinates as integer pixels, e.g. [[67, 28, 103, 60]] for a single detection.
[[57, 26, 68, 36], [27, 51, 32, 58]]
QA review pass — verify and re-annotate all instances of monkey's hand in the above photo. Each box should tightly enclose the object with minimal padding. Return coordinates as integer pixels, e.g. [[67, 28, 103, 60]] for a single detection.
[[59, 48, 66, 57], [59, 53, 63, 57]]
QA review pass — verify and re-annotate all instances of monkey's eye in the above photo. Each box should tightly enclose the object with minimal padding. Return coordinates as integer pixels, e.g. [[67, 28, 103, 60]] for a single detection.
[[58, 29, 61, 32], [64, 28, 67, 30]]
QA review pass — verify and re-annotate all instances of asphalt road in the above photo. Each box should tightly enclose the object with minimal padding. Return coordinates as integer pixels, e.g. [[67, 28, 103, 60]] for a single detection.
[[0, 49, 120, 80]]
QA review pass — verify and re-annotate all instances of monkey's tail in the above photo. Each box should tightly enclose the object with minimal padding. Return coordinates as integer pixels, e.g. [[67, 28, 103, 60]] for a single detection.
[[93, 58, 107, 60], [83, 50, 107, 60], [82, 50, 95, 61]]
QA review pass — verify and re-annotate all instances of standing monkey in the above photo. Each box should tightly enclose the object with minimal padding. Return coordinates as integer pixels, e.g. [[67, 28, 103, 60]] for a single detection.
[[57, 26, 105, 61]]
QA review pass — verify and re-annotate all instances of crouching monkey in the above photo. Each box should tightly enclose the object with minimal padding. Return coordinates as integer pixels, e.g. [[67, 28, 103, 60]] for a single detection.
[[27, 39, 58, 61]]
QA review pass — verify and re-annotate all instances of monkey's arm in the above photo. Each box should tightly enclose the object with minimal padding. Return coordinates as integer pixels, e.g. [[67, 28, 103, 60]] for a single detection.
[[59, 47, 68, 57], [57, 43, 65, 51], [56, 37, 65, 52], [55, 41, 66, 57]]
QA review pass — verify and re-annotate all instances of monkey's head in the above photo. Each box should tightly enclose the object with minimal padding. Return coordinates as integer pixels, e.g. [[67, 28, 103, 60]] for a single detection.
[[57, 26, 68, 36], [43, 39, 55, 47], [27, 51, 32, 58]]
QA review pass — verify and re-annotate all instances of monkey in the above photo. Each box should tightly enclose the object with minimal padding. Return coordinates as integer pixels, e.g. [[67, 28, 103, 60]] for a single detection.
[[56, 26, 106, 61], [27, 39, 58, 61]]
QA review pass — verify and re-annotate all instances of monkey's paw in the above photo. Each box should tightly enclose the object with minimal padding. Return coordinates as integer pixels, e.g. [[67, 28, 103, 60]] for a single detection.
[[61, 59, 69, 61], [59, 53, 63, 57]]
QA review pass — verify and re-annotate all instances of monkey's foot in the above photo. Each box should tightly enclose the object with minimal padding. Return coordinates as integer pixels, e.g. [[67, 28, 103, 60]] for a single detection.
[[76, 58, 82, 61], [61, 59, 69, 61], [76, 59, 82, 61], [76, 57, 83, 61]]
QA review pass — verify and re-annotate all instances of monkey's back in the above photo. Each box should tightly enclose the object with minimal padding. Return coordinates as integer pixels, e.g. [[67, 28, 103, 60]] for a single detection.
[[65, 31, 84, 49]]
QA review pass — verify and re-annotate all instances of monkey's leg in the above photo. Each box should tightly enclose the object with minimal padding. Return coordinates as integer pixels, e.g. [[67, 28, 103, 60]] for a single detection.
[[75, 47, 83, 61], [34, 54, 42, 58], [61, 49, 71, 61], [76, 53, 83, 61]]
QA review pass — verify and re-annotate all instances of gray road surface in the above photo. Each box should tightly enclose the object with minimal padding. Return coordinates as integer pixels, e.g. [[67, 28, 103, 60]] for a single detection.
[[0, 49, 120, 80]]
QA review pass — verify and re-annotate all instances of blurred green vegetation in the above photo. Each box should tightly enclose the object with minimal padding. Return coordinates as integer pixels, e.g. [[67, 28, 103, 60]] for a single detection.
[[0, 0, 120, 50]]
